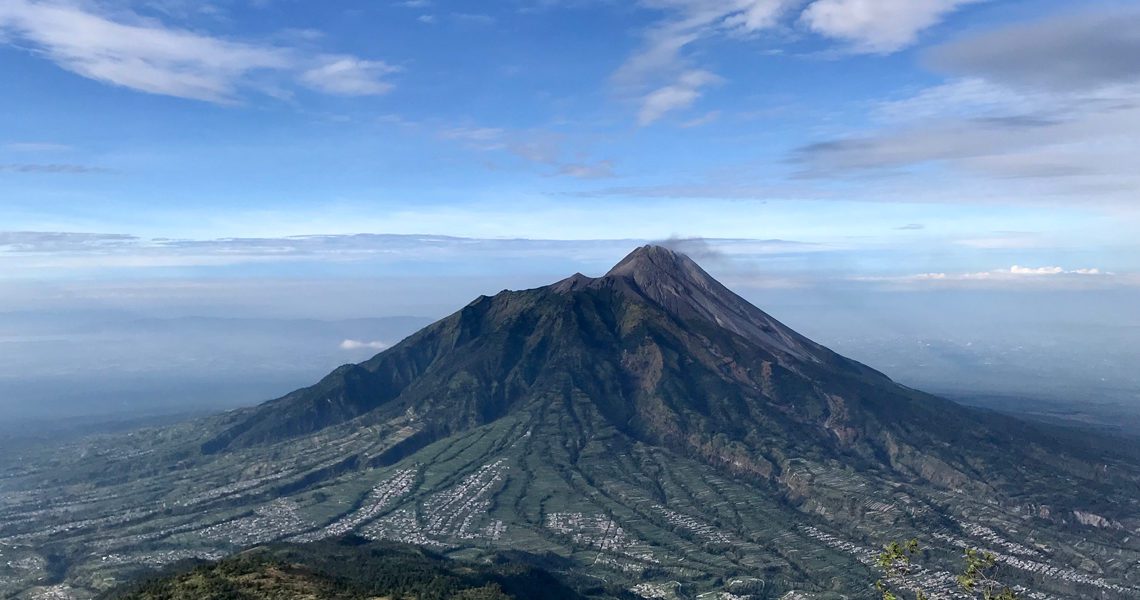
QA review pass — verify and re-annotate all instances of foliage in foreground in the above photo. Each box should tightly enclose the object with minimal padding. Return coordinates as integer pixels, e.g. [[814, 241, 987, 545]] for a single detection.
[[876, 539, 1017, 600]]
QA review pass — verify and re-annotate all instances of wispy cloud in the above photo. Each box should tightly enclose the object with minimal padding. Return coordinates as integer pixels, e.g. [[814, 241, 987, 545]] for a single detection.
[[792, 6, 1140, 206], [299, 56, 398, 96], [0, 231, 138, 251], [0, 163, 109, 174], [3, 142, 73, 152], [450, 12, 496, 25], [638, 69, 722, 125], [679, 110, 721, 128], [0, 232, 824, 273], [554, 161, 615, 179], [800, 0, 985, 54], [953, 232, 1042, 249], [439, 126, 614, 179], [926, 6, 1140, 91], [0, 0, 397, 103], [614, 0, 978, 124], [615, 0, 799, 125]]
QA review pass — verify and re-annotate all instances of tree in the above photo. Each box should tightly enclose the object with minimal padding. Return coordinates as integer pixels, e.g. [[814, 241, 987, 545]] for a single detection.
[[958, 548, 1018, 600], [875, 539, 927, 600], [876, 539, 1017, 600]]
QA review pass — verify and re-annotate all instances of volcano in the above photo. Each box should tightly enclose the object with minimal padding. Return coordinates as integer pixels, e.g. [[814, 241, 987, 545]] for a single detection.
[[3, 246, 1139, 600], [201, 246, 1055, 491], [204, 245, 970, 471]]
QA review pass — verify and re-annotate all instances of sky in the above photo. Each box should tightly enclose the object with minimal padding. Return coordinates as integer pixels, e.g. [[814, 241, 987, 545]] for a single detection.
[[1, 0, 1139, 420]]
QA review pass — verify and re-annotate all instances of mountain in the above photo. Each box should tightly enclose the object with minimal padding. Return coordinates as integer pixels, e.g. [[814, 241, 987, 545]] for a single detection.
[[198, 245, 1101, 494], [1, 246, 1138, 600]]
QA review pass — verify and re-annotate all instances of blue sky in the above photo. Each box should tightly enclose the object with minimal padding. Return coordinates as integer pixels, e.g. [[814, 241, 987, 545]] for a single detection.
[[1, 0, 1139, 290]]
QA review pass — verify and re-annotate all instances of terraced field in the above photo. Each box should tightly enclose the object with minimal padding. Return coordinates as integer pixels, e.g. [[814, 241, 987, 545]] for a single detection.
[[3, 392, 1139, 600]]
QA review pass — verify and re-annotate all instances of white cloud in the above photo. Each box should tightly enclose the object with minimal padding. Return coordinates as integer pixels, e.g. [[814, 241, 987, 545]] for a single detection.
[[0, 0, 287, 102], [860, 265, 1113, 285], [300, 56, 398, 96], [0, 0, 395, 103], [339, 339, 389, 351], [1008, 265, 1064, 276], [800, 0, 982, 54]]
